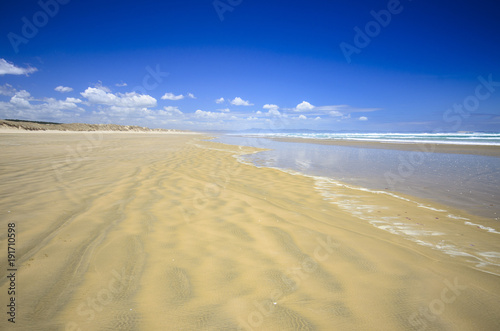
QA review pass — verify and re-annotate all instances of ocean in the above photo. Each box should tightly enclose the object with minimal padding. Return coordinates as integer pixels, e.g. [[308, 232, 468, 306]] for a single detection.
[[234, 132, 500, 146]]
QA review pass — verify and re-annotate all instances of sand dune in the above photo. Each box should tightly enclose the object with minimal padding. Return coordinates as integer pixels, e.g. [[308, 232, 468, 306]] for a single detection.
[[0, 119, 189, 133], [1, 132, 499, 330]]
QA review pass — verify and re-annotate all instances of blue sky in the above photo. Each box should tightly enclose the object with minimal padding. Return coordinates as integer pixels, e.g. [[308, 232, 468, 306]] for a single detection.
[[1, 0, 499, 132]]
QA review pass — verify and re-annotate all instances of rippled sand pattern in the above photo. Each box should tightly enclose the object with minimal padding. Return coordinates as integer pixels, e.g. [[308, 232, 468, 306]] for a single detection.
[[0, 132, 499, 330]]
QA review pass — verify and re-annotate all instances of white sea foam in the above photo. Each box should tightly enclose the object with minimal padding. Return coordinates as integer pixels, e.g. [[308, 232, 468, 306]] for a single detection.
[[417, 204, 447, 212], [237, 132, 500, 146], [464, 222, 500, 234], [280, 166, 500, 275], [447, 214, 470, 220]]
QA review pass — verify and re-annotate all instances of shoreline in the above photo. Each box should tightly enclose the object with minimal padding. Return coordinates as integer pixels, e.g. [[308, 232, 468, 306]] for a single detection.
[[267, 136, 500, 157], [217, 134, 500, 220]]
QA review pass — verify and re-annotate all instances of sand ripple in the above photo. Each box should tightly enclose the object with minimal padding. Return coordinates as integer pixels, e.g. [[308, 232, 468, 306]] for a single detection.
[[1, 133, 499, 330]]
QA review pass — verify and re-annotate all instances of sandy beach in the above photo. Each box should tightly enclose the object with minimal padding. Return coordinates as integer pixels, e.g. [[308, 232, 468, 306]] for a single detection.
[[268, 137, 500, 158], [1, 132, 500, 330]]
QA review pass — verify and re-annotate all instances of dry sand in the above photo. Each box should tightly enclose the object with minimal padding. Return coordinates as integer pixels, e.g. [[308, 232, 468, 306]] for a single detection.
[[1, 132, 499, 330]]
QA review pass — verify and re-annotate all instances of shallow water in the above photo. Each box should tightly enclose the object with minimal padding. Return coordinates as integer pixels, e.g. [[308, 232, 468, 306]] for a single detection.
[[215, 135, 500, 220]]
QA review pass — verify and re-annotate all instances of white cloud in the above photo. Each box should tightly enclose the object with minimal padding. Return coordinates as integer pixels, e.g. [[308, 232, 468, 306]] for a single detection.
[[298, 114, 307, 120], [0, 90, 84, 120], [163, 106, 182, 112], [9, 90, 32, 108], [263, 104, 279, 110], [267, 108, 281, 117], [161, 106, 183, 116], [315, 105, 347, 112], [329, 111, 343, 117], [187, 93, 196, 99], [194, 109, 226, 119], [218, 108, 230, 112], [295, 101, 315, 112], [115, 82, 127, 87], [66, 97, 82, 103], [161, 92, 184, 100], [247, 116, 258, 121], [0, 59, 37, 76], [93, 81, 111, 92], [230, 97, 253, 106], [256, 110, 262, 114], [215, 97, 225, 104], [45, 97, 83, 110], [0, 84, 17, 96], [316, 105, 380, 113], [313, 105, 379, 120], [55, 86, 73, 93], [315, 116, 321, 120], [106, 106, 153, 116], [81, 87, 157, 108]]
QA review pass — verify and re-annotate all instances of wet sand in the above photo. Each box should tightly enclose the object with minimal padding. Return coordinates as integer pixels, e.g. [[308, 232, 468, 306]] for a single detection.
[[1, 132, 500, 330], [269, 137, 500, 157]]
